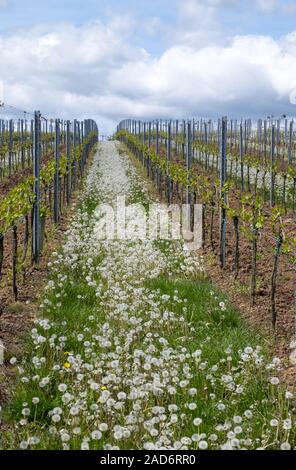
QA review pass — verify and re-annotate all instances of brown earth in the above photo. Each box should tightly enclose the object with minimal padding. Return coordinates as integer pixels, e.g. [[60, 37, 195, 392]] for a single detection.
[[0, 145, 91, 410], [127, 141, 296, 387], [0, 146, 65, 199]]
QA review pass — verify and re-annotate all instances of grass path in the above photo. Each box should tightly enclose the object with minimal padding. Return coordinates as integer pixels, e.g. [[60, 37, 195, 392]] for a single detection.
[[1, 142, 295, 450]]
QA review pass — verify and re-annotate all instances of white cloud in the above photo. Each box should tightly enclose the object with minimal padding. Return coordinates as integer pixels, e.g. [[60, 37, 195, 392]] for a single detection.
[[111, 34, 296, 117], [1, 16, 296, 133], [256, 0, 277, 12], [143, 17, 163, 36], [170, 0, 243, 49], [255, 0, 296, 13], [173, 0, 225, 48]]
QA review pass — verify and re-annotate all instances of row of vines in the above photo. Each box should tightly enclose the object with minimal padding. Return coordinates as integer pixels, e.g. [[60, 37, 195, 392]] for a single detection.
[[0, 118, 74, 179], [116, 118, 296, 333], [0, 113, 98, 306]]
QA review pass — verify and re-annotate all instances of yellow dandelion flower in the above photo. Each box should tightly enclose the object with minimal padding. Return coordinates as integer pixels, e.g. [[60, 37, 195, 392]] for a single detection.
[[64, 362, 71, 369], [101, 386, 107, 390]]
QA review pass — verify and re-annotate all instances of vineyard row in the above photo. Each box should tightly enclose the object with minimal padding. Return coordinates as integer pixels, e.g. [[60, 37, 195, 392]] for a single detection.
[[0, 111, 98, 304], [116, 118, 296, 333]]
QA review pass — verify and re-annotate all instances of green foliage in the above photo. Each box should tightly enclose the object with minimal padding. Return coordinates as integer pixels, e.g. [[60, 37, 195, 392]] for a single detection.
[[116, 130, 295, 256], [0, 133, 96, 234]]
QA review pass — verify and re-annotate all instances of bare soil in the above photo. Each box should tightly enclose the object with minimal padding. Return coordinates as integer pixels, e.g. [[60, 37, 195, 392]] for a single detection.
[[143, 142, 296, 386], [0, 150, 84, 410]]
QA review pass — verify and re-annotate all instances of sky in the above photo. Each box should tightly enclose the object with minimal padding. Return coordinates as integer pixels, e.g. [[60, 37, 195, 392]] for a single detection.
[[1, 0, 296, 133]]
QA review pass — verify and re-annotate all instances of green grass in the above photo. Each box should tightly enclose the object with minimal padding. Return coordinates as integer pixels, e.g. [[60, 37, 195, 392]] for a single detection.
[[144, 276, 284, 440], [1, 143, 295, 450], [5, 270, 280, 449], [145, 277, 264, 347]]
